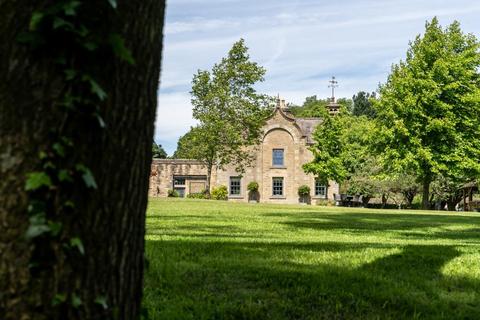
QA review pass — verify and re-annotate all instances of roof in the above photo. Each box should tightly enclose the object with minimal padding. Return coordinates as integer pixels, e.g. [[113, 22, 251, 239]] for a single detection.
[[294, 117, 322, 143]]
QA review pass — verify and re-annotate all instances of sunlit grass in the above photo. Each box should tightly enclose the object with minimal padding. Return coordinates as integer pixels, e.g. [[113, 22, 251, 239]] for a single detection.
[[143, 198, 480, 319]]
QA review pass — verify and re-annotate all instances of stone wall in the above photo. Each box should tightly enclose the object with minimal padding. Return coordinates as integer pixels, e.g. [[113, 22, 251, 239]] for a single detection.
[[149, 159, 208, 197]]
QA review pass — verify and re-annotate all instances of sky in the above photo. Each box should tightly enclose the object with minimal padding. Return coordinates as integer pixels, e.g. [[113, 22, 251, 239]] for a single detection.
[[155, 0, 480, 155]]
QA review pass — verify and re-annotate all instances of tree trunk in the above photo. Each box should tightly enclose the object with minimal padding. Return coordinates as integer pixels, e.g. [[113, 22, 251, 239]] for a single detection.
[[381, 193, 388, 208], [402, 187, 417, 208], [206, 163, 213, 196], [0, 1, 165, 319], [446, 200, 457, 211], [422, 178, 431, 210]]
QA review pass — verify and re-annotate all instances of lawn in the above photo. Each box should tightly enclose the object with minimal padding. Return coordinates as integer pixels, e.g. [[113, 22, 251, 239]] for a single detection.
[[143, 198, 480, 319]]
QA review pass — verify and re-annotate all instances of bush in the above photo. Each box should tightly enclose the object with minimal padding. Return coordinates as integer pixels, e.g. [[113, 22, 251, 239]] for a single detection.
[[316, 199, 335, 206], [168, 189, 179, 197], [187, 190, 208, 199], [211, 185, 228, 200], [247, 181, 259, 192], [298, 185, 310, 197]]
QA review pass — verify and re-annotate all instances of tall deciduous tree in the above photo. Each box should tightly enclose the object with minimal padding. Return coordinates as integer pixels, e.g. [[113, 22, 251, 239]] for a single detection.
[[0, 1, 165, 318], [303, 114, 373, 185], [189, 39, 271, 193], [374, 18, 480, 209], [352, 91, 377, 118]]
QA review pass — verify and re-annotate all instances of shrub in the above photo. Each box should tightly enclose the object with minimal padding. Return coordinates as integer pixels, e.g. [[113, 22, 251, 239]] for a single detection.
[[316, 199, 335, 207], [211, 185, 228, 200], [298, 185, 310, 197], [187, 189, 208, 199], [247, 181, 259, 192], [167, 189, 179, 197]]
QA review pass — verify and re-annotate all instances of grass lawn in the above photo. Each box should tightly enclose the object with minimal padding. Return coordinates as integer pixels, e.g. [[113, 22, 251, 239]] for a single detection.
[[143, 198, 480, 319]]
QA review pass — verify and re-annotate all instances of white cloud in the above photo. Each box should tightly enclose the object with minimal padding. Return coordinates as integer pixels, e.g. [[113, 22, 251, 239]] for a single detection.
[[154, 92, 197, 154]]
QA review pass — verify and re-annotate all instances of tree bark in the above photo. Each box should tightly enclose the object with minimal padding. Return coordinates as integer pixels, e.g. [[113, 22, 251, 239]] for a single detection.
[[0, 1, 165, 319], [422, 178, 431, 210], [206, 163, 213, 196]]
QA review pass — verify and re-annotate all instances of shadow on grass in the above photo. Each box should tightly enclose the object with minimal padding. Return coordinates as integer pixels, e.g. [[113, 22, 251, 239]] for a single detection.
[[274, 211, 480, 242], [143, 240, 479, 320]]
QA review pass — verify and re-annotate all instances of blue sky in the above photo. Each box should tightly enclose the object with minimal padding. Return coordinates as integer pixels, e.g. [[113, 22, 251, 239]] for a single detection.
[[155, 0, 480, 155]]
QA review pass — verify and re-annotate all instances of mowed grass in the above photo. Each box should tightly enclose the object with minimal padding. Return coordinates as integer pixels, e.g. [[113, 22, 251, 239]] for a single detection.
[[143, 198, 480, 319]]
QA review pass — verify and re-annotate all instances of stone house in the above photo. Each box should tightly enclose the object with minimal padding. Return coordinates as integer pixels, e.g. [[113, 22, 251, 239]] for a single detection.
[[149, 99, 339, 204]]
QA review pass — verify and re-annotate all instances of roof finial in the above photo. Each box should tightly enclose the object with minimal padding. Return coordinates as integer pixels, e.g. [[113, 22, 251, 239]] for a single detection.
[[328, 76, 338, 103]]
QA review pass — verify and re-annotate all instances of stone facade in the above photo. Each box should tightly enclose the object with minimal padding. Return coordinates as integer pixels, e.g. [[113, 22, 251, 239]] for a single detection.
[[150, 102, 339, 204]]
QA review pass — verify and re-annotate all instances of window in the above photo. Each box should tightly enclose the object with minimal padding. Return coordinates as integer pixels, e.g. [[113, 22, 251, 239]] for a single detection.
[[272, 149, 284, 167], [174, 178, 185, 186], [230, 177, 241, 196], [315, 179, 327, 198], [173, 177, 186, 197], [272, 177, 284, 196]]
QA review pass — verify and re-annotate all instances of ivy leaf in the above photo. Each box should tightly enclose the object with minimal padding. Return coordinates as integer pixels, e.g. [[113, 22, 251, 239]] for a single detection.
[[95, 113, 106, 128], [82, 75, 107, 101], [83, 41, 98, 51], [52, 293, 67, 306], [64, 69, 76, 81], [48, 221, 63, 237], [82, 169, 97, 189], [95, 296, 108, 309], [25, 214, 50, 239], [70, 237, 85, 255], [43, 161, 56, 170], [25, 172, 52, 191], [108, 0, 117, 9], [52, 142, 65, 157], [75, 164, 97, 189], [71, 294, 82, 308], [29, 12, 44, 31], [53, 17, 73, 30], [63, 1, 82, 16], [109, 34, 135, 65], [64, 200, 75, 209], [58, 169, 73, 182]]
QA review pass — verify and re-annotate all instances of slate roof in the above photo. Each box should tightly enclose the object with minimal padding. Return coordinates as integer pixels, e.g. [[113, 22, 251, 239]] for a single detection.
[[295, 117, 322, 144]]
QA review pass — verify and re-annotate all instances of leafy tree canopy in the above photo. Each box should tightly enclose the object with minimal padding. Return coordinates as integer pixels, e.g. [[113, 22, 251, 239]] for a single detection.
[[303, 113, 373, 184], [289, 95, 353, 117], [373, 17, 480, 208], [152, 142, 167, 158], [352, 91, 377, 118], [187, 39, 272, 192]]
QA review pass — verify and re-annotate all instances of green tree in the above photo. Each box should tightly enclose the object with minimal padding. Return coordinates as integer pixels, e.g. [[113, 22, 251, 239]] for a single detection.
[[172, 129, 197, 159], [352, 91, 377, 118], [1, 1, 165, 318], [152, 142, 167, 158], [303, 114, 373, 185], [374, 18, 480, 209], [431, 175, 474, 211], [189, 39, 272, 193], [289, 95, 352, 117]]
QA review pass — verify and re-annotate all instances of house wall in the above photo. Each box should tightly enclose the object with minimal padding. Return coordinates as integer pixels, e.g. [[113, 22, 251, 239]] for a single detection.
[[214, 109, 338, 204], [149, 160, 208, 197]]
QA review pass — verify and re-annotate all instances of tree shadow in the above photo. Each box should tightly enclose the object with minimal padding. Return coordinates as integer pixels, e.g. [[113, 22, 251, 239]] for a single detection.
[[143, 239, 480, 319], [276, 211, 480, 236]]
